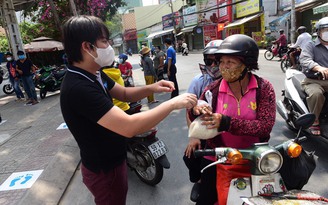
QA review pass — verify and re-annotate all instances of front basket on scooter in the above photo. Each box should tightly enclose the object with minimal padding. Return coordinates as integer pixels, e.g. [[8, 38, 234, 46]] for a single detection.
[[278, 148, 316, 190]]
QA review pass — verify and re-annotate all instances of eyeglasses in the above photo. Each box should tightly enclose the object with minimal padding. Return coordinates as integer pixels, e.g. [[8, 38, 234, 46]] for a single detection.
[[203, 58, 218, 66]]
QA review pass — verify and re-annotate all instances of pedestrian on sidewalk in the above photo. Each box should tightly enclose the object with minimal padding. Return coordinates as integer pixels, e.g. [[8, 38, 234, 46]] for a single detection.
[[164, 38, 179, 98], [153, 46, 166, 80], [5, 52, 25, 101], [140, 46, 158, 104], [60, 15, 197, 205], [16, 50, 38, 105]]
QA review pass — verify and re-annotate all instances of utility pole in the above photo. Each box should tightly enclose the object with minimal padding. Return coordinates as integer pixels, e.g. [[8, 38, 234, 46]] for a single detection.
[[169, 0, 177, 45], [69, 0, 78, 16], [291, 0, 296, 43]]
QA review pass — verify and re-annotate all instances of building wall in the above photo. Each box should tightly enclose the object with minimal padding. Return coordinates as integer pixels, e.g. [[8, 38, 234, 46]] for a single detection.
[[122, 13, 136, 31], [134, 0, 184, 31]]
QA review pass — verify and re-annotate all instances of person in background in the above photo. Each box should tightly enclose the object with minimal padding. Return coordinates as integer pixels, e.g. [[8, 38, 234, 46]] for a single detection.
[[300, 17, 328, 136], [153, 46, 166, 81], [102, 64, 134, 114], [289, 26, 312, 69], [183, 39, 222, 202], [5, 52, 25, 101], [188, 34, 276, 205], [16, 50, 38, 105], [60, 15, 197, 205], [118, 53, 134, 87], [164, 38, 179, 98], [140, 46, 158, 104], [273, 29, 287, 60]]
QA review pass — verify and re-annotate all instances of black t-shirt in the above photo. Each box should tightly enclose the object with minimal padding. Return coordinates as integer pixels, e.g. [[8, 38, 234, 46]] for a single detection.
[[60, 65, 125, 173], [16, 59, 34, 76]]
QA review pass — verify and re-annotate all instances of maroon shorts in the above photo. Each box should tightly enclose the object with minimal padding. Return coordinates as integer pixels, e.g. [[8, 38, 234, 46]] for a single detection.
[[81, 160, 128, 205]]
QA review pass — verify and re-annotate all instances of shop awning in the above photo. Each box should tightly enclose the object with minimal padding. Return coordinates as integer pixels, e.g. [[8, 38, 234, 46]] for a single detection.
[[181, 25, 196, 33], [146, 28, 174, 40], [313, 2, 328, 14], [224, 13, 262, 28], [112, 44, 122, 48], [269, 12, 291, 27]]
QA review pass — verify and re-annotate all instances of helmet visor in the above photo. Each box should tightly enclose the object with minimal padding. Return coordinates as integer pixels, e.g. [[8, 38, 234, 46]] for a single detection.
[[204, 58, 218, 66]]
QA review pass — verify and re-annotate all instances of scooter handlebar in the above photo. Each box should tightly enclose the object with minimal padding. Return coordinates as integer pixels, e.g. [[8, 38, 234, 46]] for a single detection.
[[194, 149, 216, 158]]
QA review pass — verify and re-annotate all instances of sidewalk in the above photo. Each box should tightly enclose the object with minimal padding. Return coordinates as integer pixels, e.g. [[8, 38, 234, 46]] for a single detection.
[[0, 91, 81, 205], [0, 56, 149, 205]]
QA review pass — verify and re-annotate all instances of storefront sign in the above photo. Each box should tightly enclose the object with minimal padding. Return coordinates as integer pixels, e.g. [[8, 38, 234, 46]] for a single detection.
[[252, 31, 263, 46], [280, 0, 308, 9], [236, 0, 260, 18], [124, 29, 137, 41], [218, 0, 232, 24], [197, 0, 219, 25], [203, 25, 217, 46], [162, 12, 181, 30], [183, 5, 198, 27]]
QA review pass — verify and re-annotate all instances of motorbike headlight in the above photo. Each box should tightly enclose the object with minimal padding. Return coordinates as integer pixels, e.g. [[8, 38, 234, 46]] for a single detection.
[[258, 150, 282, 174]]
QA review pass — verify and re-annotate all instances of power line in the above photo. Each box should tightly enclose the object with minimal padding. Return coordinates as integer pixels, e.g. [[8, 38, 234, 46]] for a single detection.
[[137, 0, 249, 32]]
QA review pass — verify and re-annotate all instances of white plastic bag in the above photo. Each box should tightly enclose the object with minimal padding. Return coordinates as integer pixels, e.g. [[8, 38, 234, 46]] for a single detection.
[[188, 91, 220, 139]]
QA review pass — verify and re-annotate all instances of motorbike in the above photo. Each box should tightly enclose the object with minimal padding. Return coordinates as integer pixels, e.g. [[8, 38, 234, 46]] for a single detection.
[[182, 43, 189, 56], [126, 49, 132, 56], [34, 65, 67, 99], [280, 47, 302, 73], [121, 74, 134, 87], [194, 114, 326, 205], [264, 43, 287, 61], [126, 101, 170, 186], [277, 68, 328, 143], [0, 66, 14, 95]]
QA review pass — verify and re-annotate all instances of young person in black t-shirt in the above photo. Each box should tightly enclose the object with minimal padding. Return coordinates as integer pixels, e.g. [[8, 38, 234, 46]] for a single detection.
[[60, 15, 197, 205], [16, 50, 38, 105]]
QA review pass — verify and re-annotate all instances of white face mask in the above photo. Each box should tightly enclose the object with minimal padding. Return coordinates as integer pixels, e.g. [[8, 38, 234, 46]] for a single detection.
[[118, 59, 123, 64], [6, 57, 12, 61], [321, 31, 328, 42], [88, 44, 115, 67]]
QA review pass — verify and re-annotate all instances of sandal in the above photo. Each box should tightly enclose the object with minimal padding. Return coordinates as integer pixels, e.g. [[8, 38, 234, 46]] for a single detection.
[[309, 124, 321, 136]]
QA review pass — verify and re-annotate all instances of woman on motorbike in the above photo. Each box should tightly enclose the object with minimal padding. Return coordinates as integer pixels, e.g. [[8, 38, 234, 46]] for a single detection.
[[188, 34, 276, 205]]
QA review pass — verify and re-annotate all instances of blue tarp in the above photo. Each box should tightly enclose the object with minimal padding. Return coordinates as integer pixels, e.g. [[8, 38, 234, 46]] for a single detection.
[[269, 12, 291, 27]]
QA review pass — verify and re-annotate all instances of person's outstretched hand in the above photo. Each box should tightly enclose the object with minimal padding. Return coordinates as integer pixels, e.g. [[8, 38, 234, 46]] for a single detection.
[[151, 80, 175, 93], [169, 93, 197, 110]]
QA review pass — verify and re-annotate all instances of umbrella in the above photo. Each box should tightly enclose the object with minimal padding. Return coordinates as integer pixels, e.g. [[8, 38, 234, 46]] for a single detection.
[[24, 36, 64, 53]]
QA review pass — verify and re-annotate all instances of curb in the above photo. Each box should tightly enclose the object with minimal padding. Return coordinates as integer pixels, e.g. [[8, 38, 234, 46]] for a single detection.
[[18, 133, 81, 205]]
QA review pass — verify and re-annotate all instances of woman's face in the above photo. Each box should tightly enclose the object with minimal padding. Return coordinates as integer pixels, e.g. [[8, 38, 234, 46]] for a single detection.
[[219, 55, 243, 69], [219, 55, 246, 83]]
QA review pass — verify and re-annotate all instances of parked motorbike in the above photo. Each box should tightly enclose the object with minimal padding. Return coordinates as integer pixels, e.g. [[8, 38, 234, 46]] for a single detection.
[[280, 47, 302, 73], [35, 65, 67, 99], [264, 43, 287, 61], [277, 68, 328, 143], [126, 101, 170, 186], [194, 114, 323, 204]]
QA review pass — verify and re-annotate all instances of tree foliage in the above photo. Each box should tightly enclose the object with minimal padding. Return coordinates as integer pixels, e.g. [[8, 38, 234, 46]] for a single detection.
[[22, 0, 126, 40]]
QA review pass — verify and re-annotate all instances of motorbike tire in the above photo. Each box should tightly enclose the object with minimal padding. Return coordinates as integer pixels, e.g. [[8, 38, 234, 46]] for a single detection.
[[280, 58, 290, 73], [134, 156, 164, 186], [40, 88, 47, 99], [264, 50, 274, 60], [3, 84, 14, 94]]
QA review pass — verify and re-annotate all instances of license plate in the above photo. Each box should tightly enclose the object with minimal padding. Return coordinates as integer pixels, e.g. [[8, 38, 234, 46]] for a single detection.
[[148, 140, 168, 159]]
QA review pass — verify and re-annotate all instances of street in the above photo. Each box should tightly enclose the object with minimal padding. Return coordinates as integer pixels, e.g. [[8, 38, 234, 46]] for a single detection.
[[0, 50, 327, 205]]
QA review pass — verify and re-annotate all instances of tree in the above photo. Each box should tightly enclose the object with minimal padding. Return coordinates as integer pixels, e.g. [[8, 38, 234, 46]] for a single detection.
[[22, 0, 126, 40]]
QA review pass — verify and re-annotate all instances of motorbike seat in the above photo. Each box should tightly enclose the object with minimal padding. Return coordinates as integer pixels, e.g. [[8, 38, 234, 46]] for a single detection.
[[291, 73, 307, 99], [54, 70, 66, 79]]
